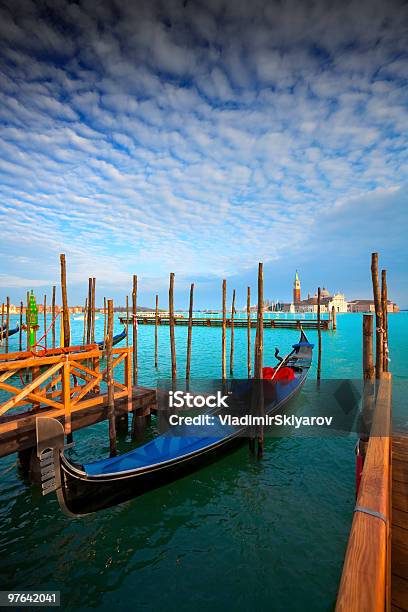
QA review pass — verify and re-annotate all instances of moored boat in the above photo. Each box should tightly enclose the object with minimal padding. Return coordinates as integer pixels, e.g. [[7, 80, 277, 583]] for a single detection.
[[36, 330, 313, 515]]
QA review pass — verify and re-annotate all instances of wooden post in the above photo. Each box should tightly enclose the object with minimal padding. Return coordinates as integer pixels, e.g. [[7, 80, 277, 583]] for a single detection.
[[60, 254, 70, 347], [86, 277, 92, 344], [103, 297, 107, 345], [19, 301, 23, 352], [125, 295, 129, 348], [222, 280, 227, 381], [247, 287, 251, 378], [91, 277, 96, 343], [317, 287, 322, 380], [186, 283, 194, 381], [255, 263, 264, 457], [51, 285, 56, 348], [132, 275, 138, 385], [106, 299, 117, 457], [5, 296, 10, 353], [363, 315, 375, 382], [62, 356, 72, 440], [371, 253, 383, 379], [381, 269, 389, 372], [230, 289, 236, 376], [43, 294, 47, 349], [0, 302, 4, 347], [26, 291, 30, 351], [169, 273, 176, 383], [331, 305, 337, 330], [154, 294, 159, 368], [82, 297, 87, 345]]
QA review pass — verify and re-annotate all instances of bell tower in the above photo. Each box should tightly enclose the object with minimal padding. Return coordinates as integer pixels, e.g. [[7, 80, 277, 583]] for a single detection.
[[293, 270, 301, 304]]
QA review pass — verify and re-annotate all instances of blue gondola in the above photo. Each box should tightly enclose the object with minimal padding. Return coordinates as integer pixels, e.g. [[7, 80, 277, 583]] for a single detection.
[[97, 327, 127, 349], [0, 325, 19, 340], [36, 330, 313, 515]]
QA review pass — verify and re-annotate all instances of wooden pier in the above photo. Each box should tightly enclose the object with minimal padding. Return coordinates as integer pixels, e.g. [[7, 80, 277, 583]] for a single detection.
[[335, 371, 408, 611], [0, 344, 156, 459], [119, 315, 331, 330]]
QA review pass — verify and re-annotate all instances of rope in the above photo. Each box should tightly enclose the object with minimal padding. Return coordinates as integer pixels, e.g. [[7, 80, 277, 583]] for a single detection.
[[32, 311, 60, 349]]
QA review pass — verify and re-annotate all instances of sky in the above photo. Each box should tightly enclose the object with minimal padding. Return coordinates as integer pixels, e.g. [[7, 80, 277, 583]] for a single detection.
[[0, 0, 407, 309]]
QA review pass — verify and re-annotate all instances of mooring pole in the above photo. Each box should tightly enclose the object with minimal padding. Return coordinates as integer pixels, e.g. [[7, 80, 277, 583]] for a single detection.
[[52, 285, 56, 348], [186, 283, 194, 382], [103, 297, 107, 345], [371, 253, 383, 378], [0, 302, 3, 347], [86, 277, 92, 345], [19, 301, 23, 352], [5, 296, 10, 353], [91, 277, 96, 344], [60, 254, 70, 348], [381, 269, 389, 372], [230, 289, 236, 376], [331, 305, 337, 330], [255, 263, 264, 457], [169, 273, 176, 384], [82, 297, 87, 345], [222, 280, 227, 381], [247, 287, 251, 378], [107, 298, 117, 457], [154, 294, 159, 368], [43, 294, 47, 349], [363, 314, 375, 382], [317, 287, 322, 380], [125, 295, 129, 348], [132, 274, 138, 384]]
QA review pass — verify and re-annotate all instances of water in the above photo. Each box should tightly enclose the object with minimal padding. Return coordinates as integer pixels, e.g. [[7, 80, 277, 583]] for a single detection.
[[0, 313, 407, 611]]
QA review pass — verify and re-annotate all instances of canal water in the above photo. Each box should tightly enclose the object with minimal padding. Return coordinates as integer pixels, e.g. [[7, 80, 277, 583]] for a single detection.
[[0, 313, 407, 611]]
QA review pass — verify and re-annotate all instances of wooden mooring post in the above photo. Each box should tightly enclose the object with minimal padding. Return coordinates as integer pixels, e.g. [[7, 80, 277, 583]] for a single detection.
[[132, 275, 138, 384], [222, 279, 226, 381], [5, 296, 10, 353], [186, 283, 194, 382], [154, 294, 159, 368], [91, 277, 96, 343], [317, 287, 322, 380], [52, 285, 56, 348], [381, 269, 389, 372], [19, 301, 23, 352], [247, 287, 251, 378], [125, 295, 129, 348], [371, 252, 383, 379], [169, 273, 176, 383], [0, 302, 4, 347], [60, 254, 70, 348], [331, 305, 337, 330], [82, 297, 87, 345], [254, 264, 264, 457], [106, 299, 117, 457], [43, 294, 47, 349], [86, 277, 92, 344], [229, 289, 235, 376]]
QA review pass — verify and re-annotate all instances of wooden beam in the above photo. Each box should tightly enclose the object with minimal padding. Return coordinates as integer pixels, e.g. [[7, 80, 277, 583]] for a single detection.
[[317, 287, 322, 380], [247, 287, 251, 378], [132, 275, 138, 384], [381, 269, 389, 373], [5, 296, 10, 353], [52, 285, 56, 348], [229, 289, 236, 376], [363, 314, 375, 381]]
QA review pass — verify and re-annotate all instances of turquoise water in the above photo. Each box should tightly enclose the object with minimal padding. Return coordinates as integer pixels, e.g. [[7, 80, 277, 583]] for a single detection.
[[0, 313, 407, 611]]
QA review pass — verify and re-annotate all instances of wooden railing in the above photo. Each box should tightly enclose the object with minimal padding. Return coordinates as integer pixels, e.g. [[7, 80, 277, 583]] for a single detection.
[[0, 344, 132, 435], [336, 372, 392, 611]]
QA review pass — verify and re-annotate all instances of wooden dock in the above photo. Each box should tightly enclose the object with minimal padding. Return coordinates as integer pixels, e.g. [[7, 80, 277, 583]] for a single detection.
[[119, 315, 331, 330], [336, 372, 408, 611], [0, 344, 156, 459]]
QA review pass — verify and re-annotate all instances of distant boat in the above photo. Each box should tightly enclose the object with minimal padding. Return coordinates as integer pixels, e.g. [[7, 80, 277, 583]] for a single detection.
[[73, 315, 100, 321]]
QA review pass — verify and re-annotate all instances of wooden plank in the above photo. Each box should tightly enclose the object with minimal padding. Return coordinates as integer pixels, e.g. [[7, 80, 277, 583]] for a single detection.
[[0, 362, 63, 415], [393, 461, 408, 484], [392, 576, 408, 611], [393, 510, 408, 531]]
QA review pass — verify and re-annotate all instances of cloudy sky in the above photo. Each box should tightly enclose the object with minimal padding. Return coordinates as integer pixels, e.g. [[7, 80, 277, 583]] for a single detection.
[[0, 0, 407, 308]]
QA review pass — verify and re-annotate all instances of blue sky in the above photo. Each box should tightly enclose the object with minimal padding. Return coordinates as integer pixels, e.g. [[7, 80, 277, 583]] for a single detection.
[[0, 0, 407, 309]]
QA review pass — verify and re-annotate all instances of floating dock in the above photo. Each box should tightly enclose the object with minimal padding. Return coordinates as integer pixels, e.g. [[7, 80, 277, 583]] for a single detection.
[[119, 315, 331, 330]]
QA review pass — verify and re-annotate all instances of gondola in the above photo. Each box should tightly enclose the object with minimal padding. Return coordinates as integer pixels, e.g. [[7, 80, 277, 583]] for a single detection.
[[97, 327, 127, 349], [36, 330, 313, 515], [0, 324, 19, 340]]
